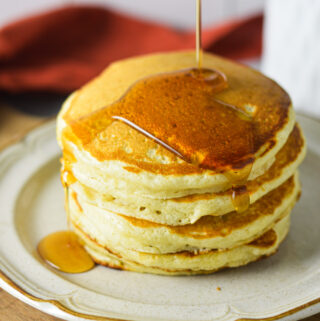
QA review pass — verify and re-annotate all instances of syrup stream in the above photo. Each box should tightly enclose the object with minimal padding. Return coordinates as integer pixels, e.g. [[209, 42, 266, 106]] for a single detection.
[[196, 0, 203, 69]]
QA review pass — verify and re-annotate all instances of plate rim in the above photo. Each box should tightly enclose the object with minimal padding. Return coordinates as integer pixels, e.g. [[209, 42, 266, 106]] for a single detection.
[[0, 114, 319, 321], [2, 268, 320, 321]]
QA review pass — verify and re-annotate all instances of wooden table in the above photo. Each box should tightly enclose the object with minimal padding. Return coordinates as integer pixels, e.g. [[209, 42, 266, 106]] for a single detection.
[[0, 103, 319, 321]]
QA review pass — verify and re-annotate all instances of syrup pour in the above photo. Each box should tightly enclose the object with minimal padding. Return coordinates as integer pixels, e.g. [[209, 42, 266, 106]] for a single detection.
[[194, 0, 253, 211], [196, 0, 203, 69]]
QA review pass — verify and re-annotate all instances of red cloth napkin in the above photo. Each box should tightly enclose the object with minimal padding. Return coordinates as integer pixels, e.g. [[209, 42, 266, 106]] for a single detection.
[[0, 6, 262, 93]]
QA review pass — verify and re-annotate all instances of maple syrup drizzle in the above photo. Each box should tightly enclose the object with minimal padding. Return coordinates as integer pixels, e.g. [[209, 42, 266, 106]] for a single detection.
[[226, 166, 252, 212], [38, 141, 95, 273], [194, 0, 252, 211], [196, 0, 203, 69], [197, 0, 252, 211]]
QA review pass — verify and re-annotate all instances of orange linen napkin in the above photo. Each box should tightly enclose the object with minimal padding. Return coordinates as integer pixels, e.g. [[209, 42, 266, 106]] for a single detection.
[[0, 6, 262, 93]]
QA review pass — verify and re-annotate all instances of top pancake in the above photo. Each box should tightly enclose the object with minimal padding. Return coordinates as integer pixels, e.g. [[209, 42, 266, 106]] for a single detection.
[[57, 51, 295, 196]]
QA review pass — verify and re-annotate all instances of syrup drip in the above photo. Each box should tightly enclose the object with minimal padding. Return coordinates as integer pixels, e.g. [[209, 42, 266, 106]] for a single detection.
[[226, 165, 252, 213], [194, 0, 252, 211], [37, 141, 95, 273], [37, 230, 95, 273], [61, 163, 76, 188], [196, 0, 203, 69], [60, 135, 77, 188]]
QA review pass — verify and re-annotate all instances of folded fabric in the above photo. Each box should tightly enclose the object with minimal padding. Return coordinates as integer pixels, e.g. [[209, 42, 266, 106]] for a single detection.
[[0, 5, 262, 93]]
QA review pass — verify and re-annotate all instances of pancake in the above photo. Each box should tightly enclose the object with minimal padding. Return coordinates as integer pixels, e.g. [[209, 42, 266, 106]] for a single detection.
[[72, 215, 291, 275], [70, 124, 305, 225], [56, 50, 305, 275], [68, 173, 299, 254], [57, 51, 295, 199]]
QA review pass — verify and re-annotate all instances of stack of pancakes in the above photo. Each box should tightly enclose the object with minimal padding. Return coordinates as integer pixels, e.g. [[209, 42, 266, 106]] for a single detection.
[[57, 52, 306, 275]]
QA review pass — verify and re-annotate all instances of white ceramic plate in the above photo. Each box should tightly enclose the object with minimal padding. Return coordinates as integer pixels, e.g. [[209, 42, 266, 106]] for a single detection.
[[0, 114, 320, 321]]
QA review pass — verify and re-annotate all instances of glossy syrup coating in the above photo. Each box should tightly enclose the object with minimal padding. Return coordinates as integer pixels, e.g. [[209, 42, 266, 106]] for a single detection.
[[69, 68, 258, 211], [63, 52, 291, 178], [70, 68, 254, 171]]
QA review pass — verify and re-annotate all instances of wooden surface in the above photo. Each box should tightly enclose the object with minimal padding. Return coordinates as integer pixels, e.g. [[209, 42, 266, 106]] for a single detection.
[[0, 103, 49, 150], [0, 289, 63, 321], [0, 103, 319, 321]]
